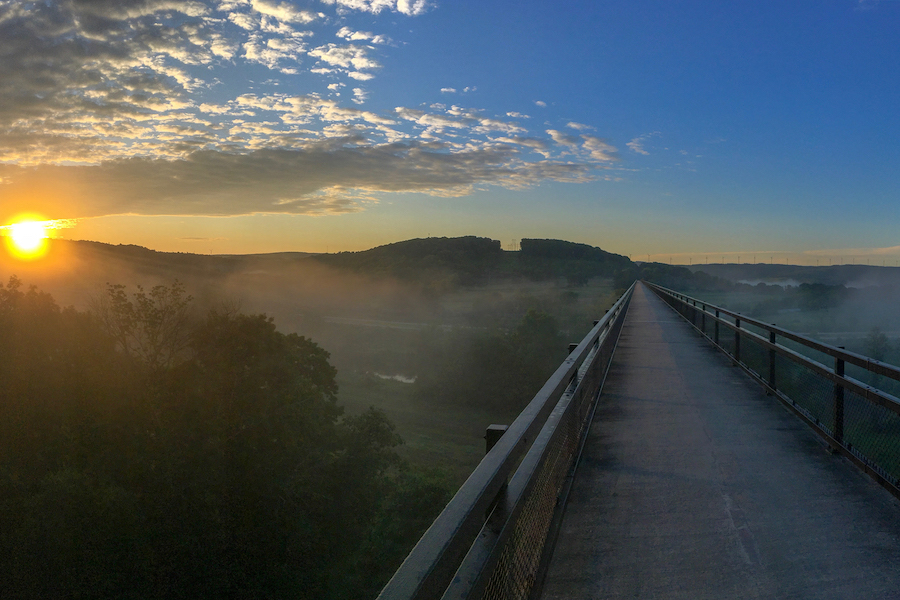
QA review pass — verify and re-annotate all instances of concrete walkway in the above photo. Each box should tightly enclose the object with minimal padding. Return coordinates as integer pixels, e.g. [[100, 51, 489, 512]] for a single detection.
[[540, 283, 900, 600]]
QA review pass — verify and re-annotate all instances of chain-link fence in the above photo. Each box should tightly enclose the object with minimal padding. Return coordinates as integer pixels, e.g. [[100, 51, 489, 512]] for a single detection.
[[647, 282, 900, 493], [377, 284, 634, 600]]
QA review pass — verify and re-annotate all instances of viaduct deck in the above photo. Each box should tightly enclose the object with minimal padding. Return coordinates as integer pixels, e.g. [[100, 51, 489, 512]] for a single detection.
[[540, 283, 900, 599]]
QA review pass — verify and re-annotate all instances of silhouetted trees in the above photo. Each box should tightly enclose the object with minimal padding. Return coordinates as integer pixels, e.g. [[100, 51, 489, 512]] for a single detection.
[[0, 278, 448, 599]]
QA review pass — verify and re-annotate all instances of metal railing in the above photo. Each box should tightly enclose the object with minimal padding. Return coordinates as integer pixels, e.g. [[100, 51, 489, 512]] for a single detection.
[[645, 281, 900, 498], [377, 283, 635, 600]]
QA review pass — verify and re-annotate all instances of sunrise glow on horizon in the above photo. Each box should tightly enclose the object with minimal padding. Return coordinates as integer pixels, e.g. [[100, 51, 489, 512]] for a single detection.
[[0, 1, 898, 262]]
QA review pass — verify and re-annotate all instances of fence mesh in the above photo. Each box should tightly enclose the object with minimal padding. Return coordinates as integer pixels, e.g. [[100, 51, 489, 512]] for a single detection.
[[479, 387, 579, 600], [650, 284, 900, 494], [478, 304, 627, 600]]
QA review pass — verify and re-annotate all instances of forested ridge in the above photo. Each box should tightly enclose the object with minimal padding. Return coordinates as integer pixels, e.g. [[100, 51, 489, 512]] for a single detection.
[[314, 236, 632, 286], [0, 276, 448, 599]]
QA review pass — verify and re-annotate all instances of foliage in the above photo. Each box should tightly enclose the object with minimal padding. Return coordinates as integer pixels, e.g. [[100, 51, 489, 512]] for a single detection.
[[615, 262, 735, 293], [414, 309, 566, 412], [0, 278, 449, 600], [92, 280, 195, 371]]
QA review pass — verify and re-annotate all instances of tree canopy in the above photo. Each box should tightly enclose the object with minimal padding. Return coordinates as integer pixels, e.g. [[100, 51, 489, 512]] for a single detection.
[[0, 278, 448, 599]]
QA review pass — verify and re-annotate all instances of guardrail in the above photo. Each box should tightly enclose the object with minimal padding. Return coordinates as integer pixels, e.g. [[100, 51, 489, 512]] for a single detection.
[[645, 281, 900, 499], [377, 283, 635, 600]]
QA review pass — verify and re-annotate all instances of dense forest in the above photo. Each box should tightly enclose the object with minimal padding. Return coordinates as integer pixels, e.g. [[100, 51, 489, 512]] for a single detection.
[[0, 277, 450, 599]]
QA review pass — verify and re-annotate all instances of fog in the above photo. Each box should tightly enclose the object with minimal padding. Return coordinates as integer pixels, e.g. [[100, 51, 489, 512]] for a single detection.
[[687, 262, 900, 361], [0, 237, 616, 483]]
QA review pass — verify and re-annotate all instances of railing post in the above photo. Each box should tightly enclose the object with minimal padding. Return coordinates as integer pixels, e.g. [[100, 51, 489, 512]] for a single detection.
[[734, 317, 741, 365], [833, 350, 845, 445], [484, 425, 509, 519], [485, 424, 508, 454], [701, 304, 706, 334], [768, 328, 776, 393], [714, 309, 719, 345]]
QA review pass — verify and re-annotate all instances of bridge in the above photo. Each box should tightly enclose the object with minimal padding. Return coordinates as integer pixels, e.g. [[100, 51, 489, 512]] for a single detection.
[[377, 282, 900, 600]]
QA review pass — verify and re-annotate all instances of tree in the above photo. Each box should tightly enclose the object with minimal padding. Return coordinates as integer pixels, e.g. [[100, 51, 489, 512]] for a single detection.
[[0, 279, 449, 600], [865, 327, 891, 362], [93, 280, 194, 371]]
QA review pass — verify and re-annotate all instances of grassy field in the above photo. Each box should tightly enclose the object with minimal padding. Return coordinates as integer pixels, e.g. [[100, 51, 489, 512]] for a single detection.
[[337, 371, 521, 487], [330, 277, 618, 488]]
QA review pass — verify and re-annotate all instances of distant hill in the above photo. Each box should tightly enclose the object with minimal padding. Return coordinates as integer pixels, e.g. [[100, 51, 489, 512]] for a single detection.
[[517, 239, 632, 284], [0, 236, 635, 310], [314, 236, 504, 285], [314, 236, 632, 286]]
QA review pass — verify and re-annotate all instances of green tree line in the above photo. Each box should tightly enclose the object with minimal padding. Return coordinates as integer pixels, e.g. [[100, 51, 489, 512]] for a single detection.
[[0, 277, 448, 599]]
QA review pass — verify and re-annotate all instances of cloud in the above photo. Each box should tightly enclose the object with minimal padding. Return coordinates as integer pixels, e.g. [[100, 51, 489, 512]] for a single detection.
[[535, 100, 547, 107], [627, 139, 649, 155], [243, 31, 308, 73], [336, 26, 391, 44], [547, 129, 580, 148], [309, 43, 381, 77], [472, 118, 525, 135], [626, 132, 659, 155], [441, 87, 457, 94], [566, 121, 593, 131], [395, 107, 468, 131], [0, 144, 598, 218], [320, 0, 431, 16], [0, 1, 617, 221], [248, 0, 321, 24], [352, 88, 368, 104], [581, 135, 618, 162], [492, 136, 551, 157]]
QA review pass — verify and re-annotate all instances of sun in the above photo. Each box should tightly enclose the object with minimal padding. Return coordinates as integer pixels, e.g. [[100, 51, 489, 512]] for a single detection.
[[11, 221, 47, 251], [3, 217, 50, 260]]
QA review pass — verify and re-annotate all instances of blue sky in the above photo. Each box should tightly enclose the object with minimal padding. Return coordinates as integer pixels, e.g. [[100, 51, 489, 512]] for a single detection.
[[1, 0, 899, 264]]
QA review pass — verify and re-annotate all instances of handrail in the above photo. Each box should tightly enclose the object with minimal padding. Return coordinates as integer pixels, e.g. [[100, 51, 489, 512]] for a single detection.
[[647, 283, 900, 382], [644, 280, 900, 498], [377, 283, 635, 600]]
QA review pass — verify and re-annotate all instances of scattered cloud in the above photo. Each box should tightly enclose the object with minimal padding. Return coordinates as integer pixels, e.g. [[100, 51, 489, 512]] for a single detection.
[[627, 132, 660, 155], [0, 0, 618, 221], [247, 0, 321, 24], [535, 100, 547, 107], [309, 43, 380, 72], [352, 87, 368, 104], [547, 129, 580, 148], [0, 144, 599, 218], [492, 136, 551, 157], [581, 135, 618, 162], [566, 122, 593, 131], [441, 87, 457, 94], [320, 0, 431, 16], [336, 26, 391, 44]]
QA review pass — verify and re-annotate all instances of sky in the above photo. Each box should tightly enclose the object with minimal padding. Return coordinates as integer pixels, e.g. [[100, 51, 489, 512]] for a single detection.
[[1, 0, 899, 264]]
